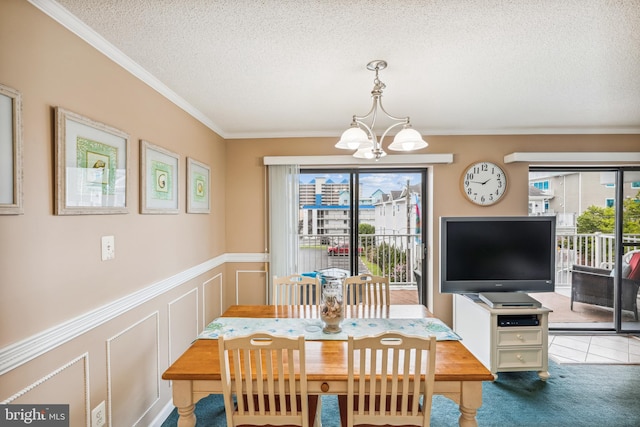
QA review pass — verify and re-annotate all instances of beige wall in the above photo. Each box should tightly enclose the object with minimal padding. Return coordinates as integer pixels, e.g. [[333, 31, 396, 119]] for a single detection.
[[1, 1, 228, 425], [226, 135, 640, 321], [1, 1, 639, 425], [0, 0, 227, 345]]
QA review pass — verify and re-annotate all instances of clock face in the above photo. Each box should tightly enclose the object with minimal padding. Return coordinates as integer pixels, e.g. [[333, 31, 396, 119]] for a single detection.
[[461, 161, 507, 206]]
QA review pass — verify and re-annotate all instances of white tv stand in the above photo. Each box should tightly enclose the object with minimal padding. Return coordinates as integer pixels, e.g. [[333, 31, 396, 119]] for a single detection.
[[453, 293, 552, 381]]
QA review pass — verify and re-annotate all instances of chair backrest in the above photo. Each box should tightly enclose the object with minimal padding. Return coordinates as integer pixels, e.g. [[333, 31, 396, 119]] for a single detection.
[[346, 332, 437, 427], [218, 333, 310, 427], [272, 274, 321, 306], [343, 274, 390, 307]]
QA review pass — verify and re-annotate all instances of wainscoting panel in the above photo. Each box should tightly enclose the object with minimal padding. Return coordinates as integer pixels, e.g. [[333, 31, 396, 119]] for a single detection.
[[235, 270, 267, 305], [107, 312, 160, 427], [0, 254, 268, 426], [202, 273, 223, 329], [167, 288, 199, 366], [1, 353, 90, 426]]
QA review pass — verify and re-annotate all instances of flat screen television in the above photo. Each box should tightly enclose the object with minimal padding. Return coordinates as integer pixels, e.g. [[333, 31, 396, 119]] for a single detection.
[[440, 216, 556, 294]]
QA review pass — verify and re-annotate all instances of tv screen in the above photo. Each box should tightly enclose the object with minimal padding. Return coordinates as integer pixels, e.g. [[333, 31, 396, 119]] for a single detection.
[[440, 216, 556, 294]]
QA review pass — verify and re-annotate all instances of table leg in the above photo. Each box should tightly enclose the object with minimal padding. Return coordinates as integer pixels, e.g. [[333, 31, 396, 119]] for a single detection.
[[458, 381, 482, 427], [173, 380, 196, 427]]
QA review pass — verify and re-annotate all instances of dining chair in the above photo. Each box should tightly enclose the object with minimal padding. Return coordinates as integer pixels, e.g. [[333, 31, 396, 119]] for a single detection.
[[343, 274, 390, 307], [218, 333, 320, 427], [272, 274, 322, 306], [338, 332, 437, 427]]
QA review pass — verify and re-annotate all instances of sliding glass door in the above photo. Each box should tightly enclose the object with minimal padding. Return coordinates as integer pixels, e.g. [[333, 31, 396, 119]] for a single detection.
[[529, 167, 640, 333], [298, 168, 427, 305], [619, 169, 640, 332]]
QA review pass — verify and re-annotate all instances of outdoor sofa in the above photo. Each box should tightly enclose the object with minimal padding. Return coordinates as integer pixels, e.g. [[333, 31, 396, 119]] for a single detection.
[[570, 252, 640, 320]]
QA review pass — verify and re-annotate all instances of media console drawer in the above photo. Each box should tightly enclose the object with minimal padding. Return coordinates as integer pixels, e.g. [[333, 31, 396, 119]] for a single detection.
[[497, 328, 542, 346], [497, 348, 543, 369]]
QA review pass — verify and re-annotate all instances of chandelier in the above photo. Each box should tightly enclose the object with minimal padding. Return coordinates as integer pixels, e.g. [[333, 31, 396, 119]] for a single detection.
[[335, 60, 428, 160]]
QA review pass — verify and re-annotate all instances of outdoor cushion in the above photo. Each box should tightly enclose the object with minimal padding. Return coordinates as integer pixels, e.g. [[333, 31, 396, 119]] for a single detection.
[[610, 262, 631, 278], [628, 253, 640, 281]]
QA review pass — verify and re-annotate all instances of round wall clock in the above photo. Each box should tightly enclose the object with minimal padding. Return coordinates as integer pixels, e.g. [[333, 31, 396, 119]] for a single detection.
[[460, 161, 508, 206]]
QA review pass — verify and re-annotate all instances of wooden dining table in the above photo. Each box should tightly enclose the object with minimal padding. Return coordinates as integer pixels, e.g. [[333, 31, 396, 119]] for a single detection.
[[162, 304, 494, 427]]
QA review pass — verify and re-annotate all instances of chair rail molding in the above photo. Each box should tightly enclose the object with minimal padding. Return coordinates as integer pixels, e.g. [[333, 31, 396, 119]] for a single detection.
[[0, 252, 269, 376]]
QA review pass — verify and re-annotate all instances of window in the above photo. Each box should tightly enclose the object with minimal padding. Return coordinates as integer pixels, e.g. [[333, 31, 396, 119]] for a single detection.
[[533, 181, 549, 191]]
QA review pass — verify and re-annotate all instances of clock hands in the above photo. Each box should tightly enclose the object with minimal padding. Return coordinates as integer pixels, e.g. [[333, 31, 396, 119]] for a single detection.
[[469, 178, 492, 185]]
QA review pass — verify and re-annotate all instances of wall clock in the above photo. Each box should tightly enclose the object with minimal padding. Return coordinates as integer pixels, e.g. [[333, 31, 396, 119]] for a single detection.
[[460, 161, 507, 206]]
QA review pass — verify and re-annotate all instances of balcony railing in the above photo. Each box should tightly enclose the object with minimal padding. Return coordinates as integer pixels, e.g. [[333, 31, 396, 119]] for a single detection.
[[299, 233, 421, 287], [556, 233, 640, 287], [299, 233, 640, 290]]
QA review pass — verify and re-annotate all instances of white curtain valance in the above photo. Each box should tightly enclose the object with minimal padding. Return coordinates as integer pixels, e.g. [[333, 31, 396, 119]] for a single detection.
[[264, 154, 453, 166]]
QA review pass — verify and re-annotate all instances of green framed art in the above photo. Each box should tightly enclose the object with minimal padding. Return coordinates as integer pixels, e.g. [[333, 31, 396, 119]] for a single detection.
[[140, 140, 179, 214], [55, 107, 129, 215], [0, 83, 23, 215], [187, 157, 210, 214]]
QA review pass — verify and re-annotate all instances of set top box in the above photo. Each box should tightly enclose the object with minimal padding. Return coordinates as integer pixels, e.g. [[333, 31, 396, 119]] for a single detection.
[[497, 314, 540, 327], [478, 292, 542, 309]]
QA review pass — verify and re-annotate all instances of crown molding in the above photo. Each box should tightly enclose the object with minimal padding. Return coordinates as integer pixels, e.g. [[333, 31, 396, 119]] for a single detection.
[[28, 0, 225, 138]]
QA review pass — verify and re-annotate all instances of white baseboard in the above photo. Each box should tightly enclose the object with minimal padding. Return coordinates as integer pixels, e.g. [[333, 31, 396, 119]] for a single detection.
[[148, 400, 176, 427]]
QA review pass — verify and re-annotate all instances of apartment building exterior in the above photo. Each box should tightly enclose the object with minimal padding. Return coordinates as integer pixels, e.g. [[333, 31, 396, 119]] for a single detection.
[[529, 171, 640, 230], [299, 177, 375, 237], [300, 177, 422, 243]]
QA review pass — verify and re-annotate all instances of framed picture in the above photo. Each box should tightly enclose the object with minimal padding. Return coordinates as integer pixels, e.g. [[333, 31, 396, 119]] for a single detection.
[[187, 157, 210, 214], [55, 107, 129, 215], [140, 140, 179, 214], [0, 83, 23, 215]]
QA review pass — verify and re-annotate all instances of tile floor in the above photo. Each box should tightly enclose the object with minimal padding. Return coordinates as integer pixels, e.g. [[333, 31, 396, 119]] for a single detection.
[[549, 334, 640, 364], [389, 289, 640, 365]]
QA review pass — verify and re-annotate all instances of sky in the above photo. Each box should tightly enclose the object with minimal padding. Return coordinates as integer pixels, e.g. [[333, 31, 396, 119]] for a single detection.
[[300, 172, 422, 197]]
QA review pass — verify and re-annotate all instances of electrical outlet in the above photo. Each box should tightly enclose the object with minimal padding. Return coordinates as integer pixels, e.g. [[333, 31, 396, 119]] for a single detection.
[[101, 236, 115, 261], [91, 401, 106, 427]]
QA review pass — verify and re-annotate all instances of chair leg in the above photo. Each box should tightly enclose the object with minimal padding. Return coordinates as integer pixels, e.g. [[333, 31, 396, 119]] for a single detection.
[[570, 291, 575, 311]]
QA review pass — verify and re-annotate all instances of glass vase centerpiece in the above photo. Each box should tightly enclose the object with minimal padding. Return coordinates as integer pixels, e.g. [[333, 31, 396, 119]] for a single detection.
[[320, 280, 344, 333]]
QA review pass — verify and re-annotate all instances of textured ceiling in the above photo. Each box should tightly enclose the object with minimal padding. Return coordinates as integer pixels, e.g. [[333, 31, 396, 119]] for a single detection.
[[45, 0, 640, 139]]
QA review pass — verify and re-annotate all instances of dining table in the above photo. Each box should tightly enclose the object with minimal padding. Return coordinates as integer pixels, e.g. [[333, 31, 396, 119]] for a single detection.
[[162, 304, 494, 427]]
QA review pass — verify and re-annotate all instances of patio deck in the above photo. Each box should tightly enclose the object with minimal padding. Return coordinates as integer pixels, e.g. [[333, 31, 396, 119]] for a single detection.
[[389, 288, 640, 325]]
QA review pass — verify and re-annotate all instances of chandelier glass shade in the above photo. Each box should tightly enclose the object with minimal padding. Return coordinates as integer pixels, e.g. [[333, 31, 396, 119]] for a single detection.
[[335, 60, 428, 160], [335, 125, 372, 150]]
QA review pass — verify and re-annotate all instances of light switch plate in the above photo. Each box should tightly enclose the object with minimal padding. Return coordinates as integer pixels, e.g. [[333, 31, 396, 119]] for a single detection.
[[101, 236, 115, 261]]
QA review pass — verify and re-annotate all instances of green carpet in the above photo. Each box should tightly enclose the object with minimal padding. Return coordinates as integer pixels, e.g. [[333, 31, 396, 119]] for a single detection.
[[161, 361, 640, 426]]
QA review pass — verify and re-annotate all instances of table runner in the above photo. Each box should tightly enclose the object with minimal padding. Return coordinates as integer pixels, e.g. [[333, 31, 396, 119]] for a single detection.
[[197, 317, 461, 341]]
